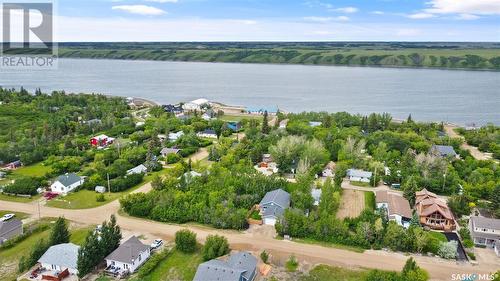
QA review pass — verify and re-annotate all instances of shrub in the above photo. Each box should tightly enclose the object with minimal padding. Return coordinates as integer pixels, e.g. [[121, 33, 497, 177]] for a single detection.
[[467, 252, 476, 260], [96, 194, 106, 202], [166, 153, 181, 164], [285, 255, 298, 272], [202, 235, 230, 261], [437, 241, 458, 259], [260, 250, 269, 264], [3, 176, 44, 195], [175, 229, 197, 253], [137, 249, 170, 278], [462, 239, 474, 248]]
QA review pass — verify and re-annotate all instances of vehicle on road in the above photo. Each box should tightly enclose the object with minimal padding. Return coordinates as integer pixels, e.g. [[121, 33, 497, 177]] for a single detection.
[[1, 213, 15, 221]]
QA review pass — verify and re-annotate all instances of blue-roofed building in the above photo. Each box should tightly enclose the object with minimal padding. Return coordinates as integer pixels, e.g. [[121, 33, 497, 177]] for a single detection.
[[193, 251, 257, 281], [246, 106, 278, 115], [430, 145, 458, 158], [226, 121, 242, 132], [259, 188, 291, 225]]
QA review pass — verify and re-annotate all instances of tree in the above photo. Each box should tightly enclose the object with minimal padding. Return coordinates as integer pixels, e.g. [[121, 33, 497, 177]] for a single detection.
[[402, 258, 429, 281], [49, 217, 70, 246], [262, 111, 270, 134], [383, 222, 407, 251], [77, 231, 101, 278], [437, 241, 457, 259], [403, 176, 419, 206], [202, 235, 230, 261], [100, 214, 122, 256], [175, 229, 197, 253]]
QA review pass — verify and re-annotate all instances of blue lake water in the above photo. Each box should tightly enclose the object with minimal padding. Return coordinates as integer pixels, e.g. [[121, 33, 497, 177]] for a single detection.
[[1, 58, 499, 125]]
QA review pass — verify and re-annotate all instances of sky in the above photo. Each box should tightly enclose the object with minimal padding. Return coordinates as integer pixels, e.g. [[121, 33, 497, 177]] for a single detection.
[[9, 0, 500, 41]]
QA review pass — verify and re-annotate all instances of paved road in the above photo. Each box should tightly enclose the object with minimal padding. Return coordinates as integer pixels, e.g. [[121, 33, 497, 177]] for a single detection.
[[444, 124, 495, 161], [1, 196, 498, 280]]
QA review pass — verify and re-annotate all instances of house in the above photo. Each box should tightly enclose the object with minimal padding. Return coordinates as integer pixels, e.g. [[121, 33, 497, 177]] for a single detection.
[[375, 191, 413, 228], [38, 243, 80, 275], [202, 113, 212, 121], [160, 147, 182, 157], [163, 104, 183, 114], [105, 236, 151, 274], [429, 145, 458, 158], [183, 98, 209, 111], [322, 161, 336, 177], [309, 121, 322, 127], [90, 134, 115, 148], [414, 189, 455, 231], [127, 164, 147, 175], [346, 169, 372, 183], [95, 185, 106, 193], [0, 219, 23, 244], [311, 189, 322, 206], [279, 119, 288, 129], [226, 121, 242, 132], [469, 216, 500, 256], [0, 171, 5, 178], [197, 129, 218, 139], [179, 171, 203, 184], [246, 106, 278, 115], [168, 131, 184, 141], [259, 189, 291, 225], [135, 121, 145, 127], [3, 160, 22, 170], [83, 118, 101, 126], [50, 173, 84, 194], [193, 251, 257, 281]]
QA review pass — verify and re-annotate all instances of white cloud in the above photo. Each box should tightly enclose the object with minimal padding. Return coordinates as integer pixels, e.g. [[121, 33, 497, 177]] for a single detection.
[[331, 7, 359, 13], [371, 11, 385, 15], [112, 5, 166, 16], [231, 19, 258, 25], [424, 0, 500, 15], [304, 16, 349, 22], [455, 13, 481, 20], [407, 13, 436, 19], [144, 0, 178, 3]]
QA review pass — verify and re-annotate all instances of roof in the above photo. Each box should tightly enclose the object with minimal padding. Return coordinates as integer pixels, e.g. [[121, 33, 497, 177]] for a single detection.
[[0, 219, 22, 239], [246, 106, 278, 113], [470, 216, 500, 230], [311, 189, 322, 203], [324, 161, 336, 170], [347, 169, 372, 178], [260, 189, 291, 210], [415, 189, 454, 220], [200, 129, 217, 135], [161, 147, 181, 155], [189, 98, 209, 105], [127, 164, 147, 175], [309, 121, 322, 127], [376, 191, 412, 218], [431, 145, 457, 157], [38, 243, 80, 270], [105, 236, 149, 264], [193, 251, 257, 281], [55, 173, 82, 187]]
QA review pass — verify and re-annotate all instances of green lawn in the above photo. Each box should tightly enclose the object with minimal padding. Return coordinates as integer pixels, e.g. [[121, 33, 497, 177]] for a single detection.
[[299, 265, 371, 281], [132, 249, 203, 281], [364, 192, 375, 211], [12, 163, 52, 177], [0, 211, 29, 220], [0, 193, 40, 203]]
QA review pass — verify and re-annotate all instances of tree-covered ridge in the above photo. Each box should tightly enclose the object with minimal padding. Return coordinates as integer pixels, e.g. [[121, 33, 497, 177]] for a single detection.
[[46, 42, 500, 70]]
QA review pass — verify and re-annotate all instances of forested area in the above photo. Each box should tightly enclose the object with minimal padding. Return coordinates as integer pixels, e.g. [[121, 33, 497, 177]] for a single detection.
[[457, 125, 500, 160]]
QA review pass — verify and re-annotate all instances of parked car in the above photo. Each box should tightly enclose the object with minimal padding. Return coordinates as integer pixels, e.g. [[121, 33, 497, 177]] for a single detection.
[[1, 213, 15, 221], [150, 239, 163, 250]]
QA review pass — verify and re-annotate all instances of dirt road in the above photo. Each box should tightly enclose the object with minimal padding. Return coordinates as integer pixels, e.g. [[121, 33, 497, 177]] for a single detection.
[[444, 124, 494, 161], [1, 197, 498, 280]]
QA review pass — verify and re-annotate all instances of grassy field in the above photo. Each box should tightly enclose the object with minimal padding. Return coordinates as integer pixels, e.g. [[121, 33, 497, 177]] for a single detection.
[[11, 163, 52, 177], [53, 42, 500, 70], [0, 193, 40, 203], [364, 192, 376, 211], [131, 249, 203, 281]]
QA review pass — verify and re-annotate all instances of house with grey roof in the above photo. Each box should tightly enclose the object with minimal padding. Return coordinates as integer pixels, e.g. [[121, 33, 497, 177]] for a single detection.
[[193, 251, 257, 281], [105, 236, 151, 274], [376, 191, 412, 228], [259, 189, 291, 225], [469, 216, 500, 256], [38, 243, 80, 275], [127, 164, 147, 175], [347, 169, 372, 183], [430, 145, 458, 158], [50, 173, 84, 194], [0, 219, 23, 244], [160, 147, 182, 157]]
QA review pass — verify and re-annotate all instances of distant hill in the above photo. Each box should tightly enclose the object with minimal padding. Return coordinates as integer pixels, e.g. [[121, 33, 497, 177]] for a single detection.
[[23, 42, 500, 70]]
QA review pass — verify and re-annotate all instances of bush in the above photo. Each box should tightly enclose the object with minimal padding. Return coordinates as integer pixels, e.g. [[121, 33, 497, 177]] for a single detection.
[[109, 173, 143, 192], [463, 239, 474, 248], [3, 176, 44, 195], [96, 193, 106, 202], [467, 252, 476, 260], [285, 255, 298, 272], [260, 250, 269, 264], [437, 241, 458, 259], [166, 153, 181, 164], [202, 235, 230, 261], [137, 249, 170, 278], [175, 229, 197, 253]]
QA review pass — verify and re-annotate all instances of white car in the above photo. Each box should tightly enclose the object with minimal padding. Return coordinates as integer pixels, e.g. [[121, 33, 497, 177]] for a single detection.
[[150, 239, 163, 250], [1, 213, 15, 221]]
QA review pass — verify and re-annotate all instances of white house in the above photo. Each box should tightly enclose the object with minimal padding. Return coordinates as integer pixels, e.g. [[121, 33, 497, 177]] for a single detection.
[[183, 98, 209, 111], [127, 164, 147, 175], [346, 169, 372, 183], [38, 243, 80, 275], [322, 161, 336, 177], [197, 129, 218, 139], [95, 186, 106, 193], [469, 216, 500, 256], [50, 173, 84, 194], [375, 191, 412, 228], [105, 236, 151, 274], [168, 131, 184, 141]]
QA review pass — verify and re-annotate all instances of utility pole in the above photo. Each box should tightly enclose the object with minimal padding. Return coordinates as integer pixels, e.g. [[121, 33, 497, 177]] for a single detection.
[[107, 173, 111, 194], [37, 199, 41, 220]]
